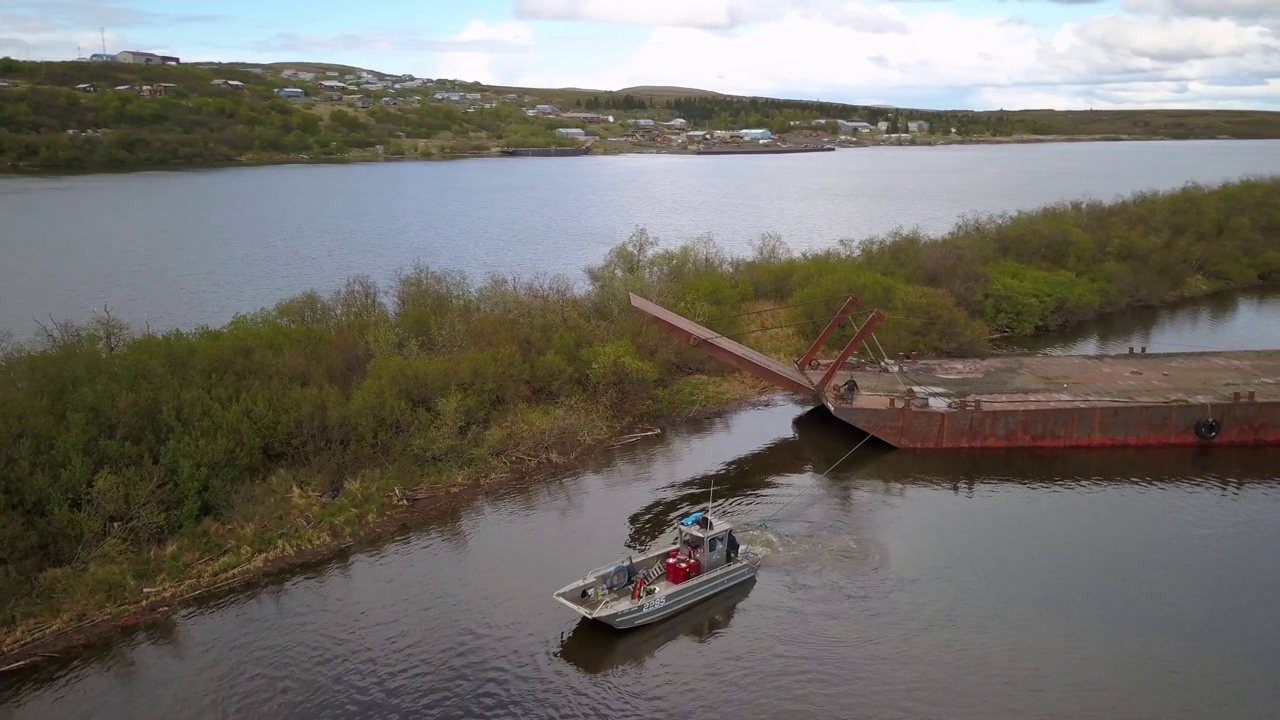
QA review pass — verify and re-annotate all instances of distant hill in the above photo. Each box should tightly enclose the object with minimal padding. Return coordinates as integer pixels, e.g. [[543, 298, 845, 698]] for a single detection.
[[615, 85, 726, 98], [259, 61, 389, 76]]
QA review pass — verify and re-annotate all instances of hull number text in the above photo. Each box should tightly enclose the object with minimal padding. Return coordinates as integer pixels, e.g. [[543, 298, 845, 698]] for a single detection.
[[642, 596, 667, 612]]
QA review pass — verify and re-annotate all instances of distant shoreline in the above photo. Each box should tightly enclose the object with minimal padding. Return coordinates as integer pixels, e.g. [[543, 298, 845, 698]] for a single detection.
[[0, 134, 1270, 177]]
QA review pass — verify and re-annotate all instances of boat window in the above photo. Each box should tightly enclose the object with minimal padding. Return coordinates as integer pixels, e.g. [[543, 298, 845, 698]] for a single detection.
[[709, 537, 719, 553]]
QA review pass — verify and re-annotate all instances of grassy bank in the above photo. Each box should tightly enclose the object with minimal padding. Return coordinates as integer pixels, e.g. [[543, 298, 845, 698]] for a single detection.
[[2, 177, 1278, 661]]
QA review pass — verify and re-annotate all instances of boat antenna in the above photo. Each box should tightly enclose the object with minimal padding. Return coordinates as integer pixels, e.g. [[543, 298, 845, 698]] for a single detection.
[[707, 475, 714, 517]]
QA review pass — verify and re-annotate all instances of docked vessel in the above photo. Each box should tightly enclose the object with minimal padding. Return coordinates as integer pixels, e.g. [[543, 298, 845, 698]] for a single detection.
[[629, 293, 1280, 450], [552, 512, 760, 629], [693, 145, 835, 155]]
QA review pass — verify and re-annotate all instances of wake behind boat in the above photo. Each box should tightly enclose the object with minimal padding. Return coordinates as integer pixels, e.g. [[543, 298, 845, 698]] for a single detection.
[[552, 512, 761, 629]]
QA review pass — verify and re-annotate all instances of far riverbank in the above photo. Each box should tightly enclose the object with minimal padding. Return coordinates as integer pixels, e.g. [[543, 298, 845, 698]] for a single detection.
[[3, 133, 1272, 176]]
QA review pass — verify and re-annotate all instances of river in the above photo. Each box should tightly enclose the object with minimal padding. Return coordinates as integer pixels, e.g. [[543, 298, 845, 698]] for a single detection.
[[2, 139, 1279, 337], [3, 291, 1278, 719]]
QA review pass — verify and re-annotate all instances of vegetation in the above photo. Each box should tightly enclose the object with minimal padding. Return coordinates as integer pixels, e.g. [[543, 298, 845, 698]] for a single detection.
[[0, 59, 573, 171], [1, 177, 1277, 651], [510, 84, 1280, 139]]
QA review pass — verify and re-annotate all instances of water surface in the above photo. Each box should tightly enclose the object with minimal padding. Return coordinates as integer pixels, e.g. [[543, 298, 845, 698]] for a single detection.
[[3, 140, 1279, 335], [3, 295, 1278, 720]]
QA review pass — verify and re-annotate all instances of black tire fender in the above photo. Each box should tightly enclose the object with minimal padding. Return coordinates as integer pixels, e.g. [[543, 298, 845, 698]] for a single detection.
[[1194, 418, 1221, 441]]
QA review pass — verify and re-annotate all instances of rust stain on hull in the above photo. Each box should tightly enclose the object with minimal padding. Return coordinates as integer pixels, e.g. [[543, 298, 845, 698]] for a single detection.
[[630, 293, 1280, 450], [828, 399, 1280, 449], [819, 351, 1280, 448]]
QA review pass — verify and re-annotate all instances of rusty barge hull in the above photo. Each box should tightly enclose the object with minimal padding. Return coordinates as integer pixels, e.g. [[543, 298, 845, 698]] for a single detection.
[[629, 293, 1280, 451], [822, 353, 1280, 449]]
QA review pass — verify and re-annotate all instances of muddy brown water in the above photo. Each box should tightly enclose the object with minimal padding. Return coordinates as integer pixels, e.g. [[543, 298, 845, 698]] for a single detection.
[[2, 291, 1279, 720]]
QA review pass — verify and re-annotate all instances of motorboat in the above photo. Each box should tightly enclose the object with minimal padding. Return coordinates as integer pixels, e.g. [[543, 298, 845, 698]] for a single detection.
[[556, 577, 757, 674], [552, 512, 760, 629]]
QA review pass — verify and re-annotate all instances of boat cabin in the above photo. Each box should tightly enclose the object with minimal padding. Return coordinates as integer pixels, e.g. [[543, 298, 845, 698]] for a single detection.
[[673, 512, 739, 574]]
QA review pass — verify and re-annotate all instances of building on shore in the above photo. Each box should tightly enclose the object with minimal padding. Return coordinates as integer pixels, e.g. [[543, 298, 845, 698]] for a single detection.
[[114, 50, 181, 65], [837, 120, 873, 134]]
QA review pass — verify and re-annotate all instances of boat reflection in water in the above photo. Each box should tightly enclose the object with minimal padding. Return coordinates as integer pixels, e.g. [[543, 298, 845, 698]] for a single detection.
[[555, 577, 757, 675]]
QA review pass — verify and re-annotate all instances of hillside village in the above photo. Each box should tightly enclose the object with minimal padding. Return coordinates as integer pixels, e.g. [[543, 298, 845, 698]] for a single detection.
[[4, 50, 1279, 171], [280, 65, 935, 147], [13, 51, 942, 150]]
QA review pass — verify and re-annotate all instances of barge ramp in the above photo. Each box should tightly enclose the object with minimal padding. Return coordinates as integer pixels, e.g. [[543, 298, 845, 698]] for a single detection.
[[630, 293, 1280, 450]]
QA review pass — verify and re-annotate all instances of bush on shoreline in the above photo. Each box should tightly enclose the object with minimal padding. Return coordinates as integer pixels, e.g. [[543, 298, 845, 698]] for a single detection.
[[1, 177, 1277, 637]]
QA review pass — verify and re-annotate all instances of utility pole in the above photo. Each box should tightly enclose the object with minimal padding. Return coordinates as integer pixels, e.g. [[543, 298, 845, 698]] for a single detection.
[[101, 28, 106, 54]]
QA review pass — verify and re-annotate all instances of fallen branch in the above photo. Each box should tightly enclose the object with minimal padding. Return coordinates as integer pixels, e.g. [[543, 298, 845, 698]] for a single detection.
[[605, 427, 662, 448], [393, 486, 463, 504]]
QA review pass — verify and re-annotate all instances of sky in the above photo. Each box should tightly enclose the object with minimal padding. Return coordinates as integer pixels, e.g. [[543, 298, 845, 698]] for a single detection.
[[3, 0, 1278, 111]]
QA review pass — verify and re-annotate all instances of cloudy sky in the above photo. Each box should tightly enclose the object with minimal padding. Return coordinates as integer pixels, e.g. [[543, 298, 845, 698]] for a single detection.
[[3, 0, 1278, 110]]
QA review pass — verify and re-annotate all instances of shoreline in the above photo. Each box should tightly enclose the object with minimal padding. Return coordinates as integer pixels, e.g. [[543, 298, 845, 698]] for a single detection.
[[2, 134, 1272, 178], [0, 388, 780, 673]]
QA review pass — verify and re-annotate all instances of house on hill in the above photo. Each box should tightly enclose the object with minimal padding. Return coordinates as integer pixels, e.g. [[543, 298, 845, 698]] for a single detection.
[[117, 50, 159, 64], [837, 119, 873, 134], [560, 112, 606, 124]]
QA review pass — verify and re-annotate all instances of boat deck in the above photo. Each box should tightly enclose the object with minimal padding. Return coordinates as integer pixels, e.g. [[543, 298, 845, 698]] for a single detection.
[[814, 350, 1280, 410]]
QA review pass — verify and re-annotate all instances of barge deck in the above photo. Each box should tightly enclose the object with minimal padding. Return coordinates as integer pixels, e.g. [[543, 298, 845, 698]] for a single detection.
[[630, 293, 1280, 450]]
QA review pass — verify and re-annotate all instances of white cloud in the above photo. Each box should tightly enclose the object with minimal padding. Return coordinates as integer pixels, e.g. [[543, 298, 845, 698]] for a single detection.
[[428, 21, 534, 84], [1072, 15, 1265, 62], [515, 10, 1041, 94], [511, 0, 926, 30], [256, 21, 535, 58], [506, 2, 1280, 110], [1122, 0, 1280, 21], [514, 0, 751, 29], [451, 20, 533, 47], [432, 51, 502, 85], [0, 1, 218, 59], [975, 79, 1280, 110]]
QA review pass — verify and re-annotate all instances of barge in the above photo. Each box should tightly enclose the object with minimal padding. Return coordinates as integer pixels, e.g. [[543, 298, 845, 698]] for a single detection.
[[629, 293, 1280, 450], [500, 146, 589, 157], [693, 145, 835, 155]]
